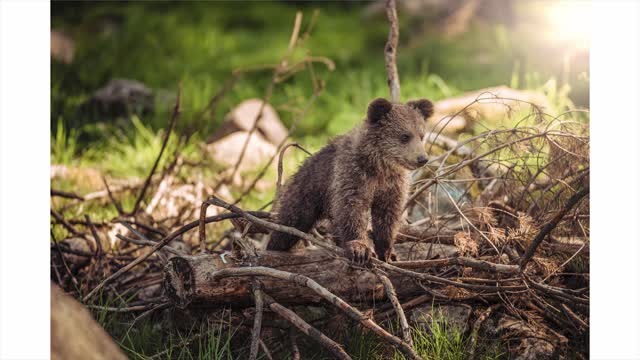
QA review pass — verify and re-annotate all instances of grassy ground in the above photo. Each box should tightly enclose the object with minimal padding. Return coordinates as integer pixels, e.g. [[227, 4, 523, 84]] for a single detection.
[[51, 1, 587, 165], [52, 2, 588, 358], [90, 304, 505, 360]]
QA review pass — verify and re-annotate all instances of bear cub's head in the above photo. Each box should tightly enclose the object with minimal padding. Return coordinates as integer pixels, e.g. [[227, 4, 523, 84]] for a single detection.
[[365, 97, 434, 170]]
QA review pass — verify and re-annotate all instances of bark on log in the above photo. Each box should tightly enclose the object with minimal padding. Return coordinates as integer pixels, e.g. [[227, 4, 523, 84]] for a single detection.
[[164, 242, 457, 307]]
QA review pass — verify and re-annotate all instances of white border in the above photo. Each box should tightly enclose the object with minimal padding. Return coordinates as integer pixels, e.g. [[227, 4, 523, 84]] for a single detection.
[[0, 1, 51, 359], [591, 1, 640, 359], [0, 1, 639, 359]]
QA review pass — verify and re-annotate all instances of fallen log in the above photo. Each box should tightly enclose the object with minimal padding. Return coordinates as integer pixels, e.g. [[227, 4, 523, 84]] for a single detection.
[[164, 241, 459, 307]]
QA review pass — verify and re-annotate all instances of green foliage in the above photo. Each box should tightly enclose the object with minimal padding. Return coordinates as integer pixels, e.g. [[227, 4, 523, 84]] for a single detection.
[[52, 117, 79, 164]]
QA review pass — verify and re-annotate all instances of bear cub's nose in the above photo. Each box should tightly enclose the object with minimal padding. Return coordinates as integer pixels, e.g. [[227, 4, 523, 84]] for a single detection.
[[417, 155, 428, 166]]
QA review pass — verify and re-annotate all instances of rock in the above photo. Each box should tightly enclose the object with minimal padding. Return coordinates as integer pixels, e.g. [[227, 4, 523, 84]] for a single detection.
[[51, 30, 75, 64], [430, 86, 551, 133], [206, 131, 277, 172], [82, 79, 154, 119], [208, 99, 288, 146], [410, 304, 472, 335]]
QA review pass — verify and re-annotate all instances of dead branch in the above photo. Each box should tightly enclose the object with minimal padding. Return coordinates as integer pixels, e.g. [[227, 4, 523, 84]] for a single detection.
[[384, 0, 401, 102], [375, 270, 413, 348], [131, 84, 181, 215], [51, 189, 85, 201], [249, 281, 264, 360], [85, 215, 103, 257], [101, 176, 125, 215], [264, 293, 352, 360], [276, 142, 311, 195], [519, 187, 589, 271]]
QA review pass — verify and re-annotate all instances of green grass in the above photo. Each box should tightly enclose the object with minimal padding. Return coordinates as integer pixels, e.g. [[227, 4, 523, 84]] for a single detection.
[[52, 1, 587, 148]]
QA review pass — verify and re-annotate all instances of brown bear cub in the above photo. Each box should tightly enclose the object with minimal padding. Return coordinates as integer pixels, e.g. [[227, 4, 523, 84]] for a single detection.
[[267, 98, 434, 263]]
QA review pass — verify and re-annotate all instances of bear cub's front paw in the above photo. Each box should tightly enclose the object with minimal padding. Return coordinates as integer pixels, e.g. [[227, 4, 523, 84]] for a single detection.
[[344, 240, 376, 265], [376, 247, 398, 263]]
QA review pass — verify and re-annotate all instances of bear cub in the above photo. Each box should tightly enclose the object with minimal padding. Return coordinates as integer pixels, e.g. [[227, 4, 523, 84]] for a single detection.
[[267, 98, 434, 263]]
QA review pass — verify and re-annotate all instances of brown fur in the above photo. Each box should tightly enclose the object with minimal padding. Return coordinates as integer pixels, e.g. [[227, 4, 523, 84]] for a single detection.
[[267, 98, 434, 262]]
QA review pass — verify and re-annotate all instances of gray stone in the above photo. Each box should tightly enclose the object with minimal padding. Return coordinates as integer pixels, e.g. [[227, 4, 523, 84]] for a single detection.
[[208, 99, 288, 146], [83, 79, 154, 119], [206, 131, 277, 173]]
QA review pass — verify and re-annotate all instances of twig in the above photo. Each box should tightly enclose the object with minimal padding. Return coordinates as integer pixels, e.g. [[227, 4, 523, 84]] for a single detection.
[[85, 215, 103, 257], [384, 0, 401, 102], [560, 303, 588, 330], [50, 209, 83, 238], [263, 293, 352, 360], [51, 189, 84, 201], [249, 280, 264, 360], [115, 234, 182, 257], [86, 304, 158, 313], [375, 270, 414, 348], [131, 84, 181, 215], [199, 200, 213, 253], [51, 230, 79, 287], [519, 187, 589, 271], [276, 143, 311, 195], [259, 339, 274, 360], [523, 275, 589, 304], [101, 176, 124, 215]]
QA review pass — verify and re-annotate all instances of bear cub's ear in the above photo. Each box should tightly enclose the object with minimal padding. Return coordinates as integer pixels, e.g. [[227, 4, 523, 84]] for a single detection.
[[407, 99, 434, 119], [367, 98, 393, 123]]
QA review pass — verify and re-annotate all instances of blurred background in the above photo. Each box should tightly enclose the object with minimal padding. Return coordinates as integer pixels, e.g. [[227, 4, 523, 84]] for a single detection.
[[51, 0, 591, 216]]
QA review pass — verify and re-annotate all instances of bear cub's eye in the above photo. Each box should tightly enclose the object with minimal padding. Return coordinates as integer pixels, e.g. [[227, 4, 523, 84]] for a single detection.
[[400, 134, 412, 144]]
